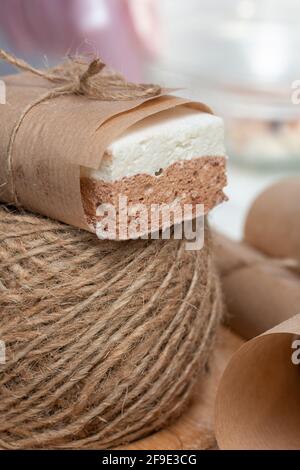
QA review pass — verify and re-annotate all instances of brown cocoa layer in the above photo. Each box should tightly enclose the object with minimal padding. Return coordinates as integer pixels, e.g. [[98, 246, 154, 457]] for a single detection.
[[81, 156, 227, 238]]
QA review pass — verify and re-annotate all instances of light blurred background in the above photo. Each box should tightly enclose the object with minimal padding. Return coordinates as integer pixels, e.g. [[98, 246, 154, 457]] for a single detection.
[[1, 0, 300, 239]]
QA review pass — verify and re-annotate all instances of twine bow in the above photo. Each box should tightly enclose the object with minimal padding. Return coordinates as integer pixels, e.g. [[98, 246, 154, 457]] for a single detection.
[[0, 48, 161, 100], [0, 49, 162, 206]]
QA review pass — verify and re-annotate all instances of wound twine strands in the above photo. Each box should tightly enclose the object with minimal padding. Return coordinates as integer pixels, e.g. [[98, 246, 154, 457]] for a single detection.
[[0, 205, 222, 449], [0, 48, 162, 207]]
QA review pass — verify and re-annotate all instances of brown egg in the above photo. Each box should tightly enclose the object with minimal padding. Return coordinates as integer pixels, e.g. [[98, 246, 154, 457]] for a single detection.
[[245, 177, 300, 261]]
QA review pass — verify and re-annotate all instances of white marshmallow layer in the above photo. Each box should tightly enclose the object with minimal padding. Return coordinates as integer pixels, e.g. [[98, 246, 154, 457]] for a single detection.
[[83, 106, 226, 182]]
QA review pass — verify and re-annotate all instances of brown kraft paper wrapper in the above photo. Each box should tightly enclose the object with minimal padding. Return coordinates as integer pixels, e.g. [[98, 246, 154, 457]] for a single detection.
[[214, 231, 300, 449], [215, 314, 300, 450], [0, 72, 211, 232]]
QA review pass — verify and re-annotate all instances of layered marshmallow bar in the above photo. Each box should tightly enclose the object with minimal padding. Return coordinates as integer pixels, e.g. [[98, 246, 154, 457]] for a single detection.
[[81, 106, 227, 236]]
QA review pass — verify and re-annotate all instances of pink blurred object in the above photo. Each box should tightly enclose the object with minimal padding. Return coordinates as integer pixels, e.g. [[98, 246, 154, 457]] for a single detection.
[[0, 0, 160, 81]]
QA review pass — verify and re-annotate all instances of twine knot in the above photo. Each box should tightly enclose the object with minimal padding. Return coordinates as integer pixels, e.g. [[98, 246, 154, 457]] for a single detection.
[[0, 48, 162, 100]]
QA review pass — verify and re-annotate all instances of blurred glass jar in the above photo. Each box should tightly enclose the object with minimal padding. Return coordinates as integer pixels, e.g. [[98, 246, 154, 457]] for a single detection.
[[215, 85, 300, 169], [157, 0, 300, 168]]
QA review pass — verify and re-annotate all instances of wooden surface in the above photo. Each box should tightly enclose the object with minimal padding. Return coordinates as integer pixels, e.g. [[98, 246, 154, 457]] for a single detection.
[[122, 327, 244, 450]]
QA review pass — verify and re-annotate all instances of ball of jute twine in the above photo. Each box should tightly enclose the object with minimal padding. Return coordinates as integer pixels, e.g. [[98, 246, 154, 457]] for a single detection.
[[0, 205, 222, 450]]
